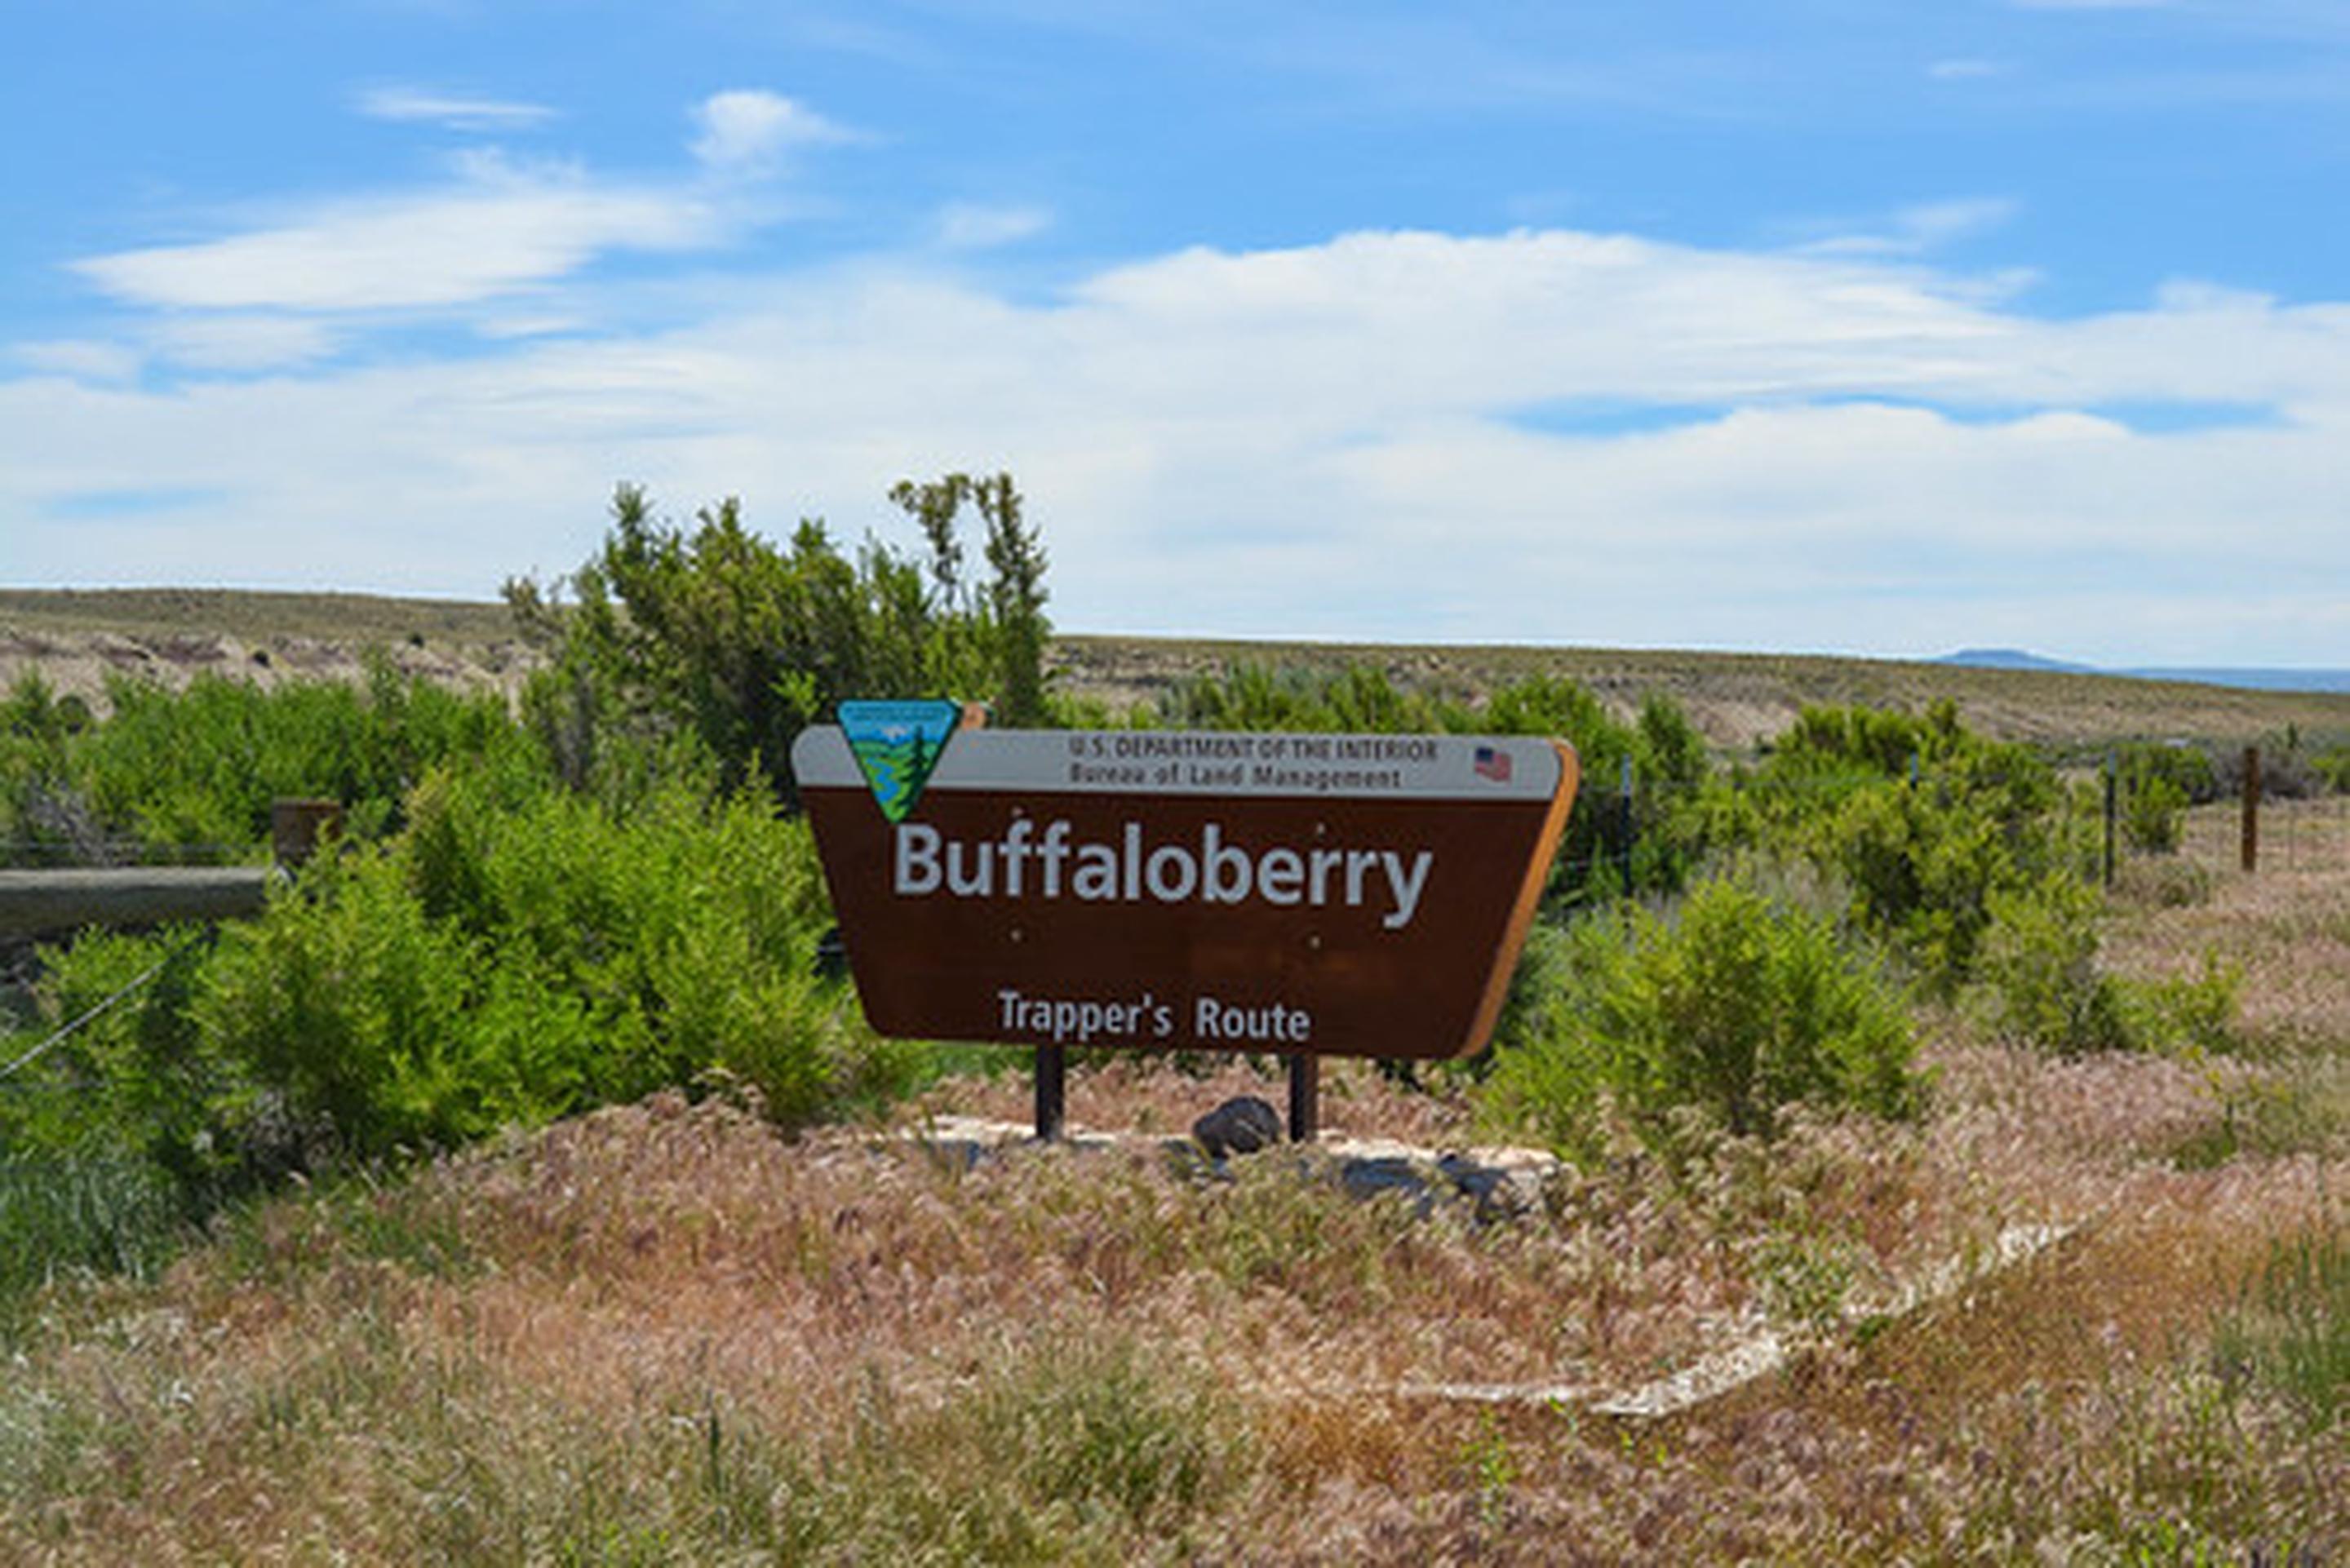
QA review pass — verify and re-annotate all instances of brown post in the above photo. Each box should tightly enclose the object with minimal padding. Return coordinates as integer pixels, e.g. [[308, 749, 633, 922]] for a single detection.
[[1287, 1053, 1319, 1143], [2102, 758, 2117, 889], [271, 799, 343, 870], [2240, 746, 2260, 875], [1034, 1043, 1066, 1142]]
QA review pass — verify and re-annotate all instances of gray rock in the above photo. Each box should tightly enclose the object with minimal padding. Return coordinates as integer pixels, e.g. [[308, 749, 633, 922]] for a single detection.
[[1339, 1154, 1433, 1207], [1191, 1095, 1284, 1158], [1436, 1152, 1538, 1220]]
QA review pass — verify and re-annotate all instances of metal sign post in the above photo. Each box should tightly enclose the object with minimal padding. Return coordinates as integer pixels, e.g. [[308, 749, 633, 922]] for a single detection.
[[1287, 1054, 1319, 1143], [1035, 1042, 1066, 1142]]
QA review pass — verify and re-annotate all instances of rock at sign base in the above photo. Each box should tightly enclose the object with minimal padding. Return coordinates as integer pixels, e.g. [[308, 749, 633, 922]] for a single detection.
[[1192, 1096, 1284, 1158]]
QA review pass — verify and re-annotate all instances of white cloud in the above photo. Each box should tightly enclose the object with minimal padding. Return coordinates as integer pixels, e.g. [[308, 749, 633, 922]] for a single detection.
[[147, 315, 338, 371], [12, 227, 2350, 663], [72, 164, 718, 312], [689, 90, 853, 174], [13, 340, 140, 383], [66, 92, 853, 319], [934, 202, 1053, 250], [1800, 198, 2020, 258], [354, 86, 556, 131]]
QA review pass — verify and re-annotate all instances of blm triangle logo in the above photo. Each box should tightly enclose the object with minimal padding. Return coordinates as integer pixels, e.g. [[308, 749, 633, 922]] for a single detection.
[[837, 700, 964, 822]]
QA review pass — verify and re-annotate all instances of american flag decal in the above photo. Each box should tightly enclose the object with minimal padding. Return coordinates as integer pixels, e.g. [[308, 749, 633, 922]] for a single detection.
[[1473, 745, 1512, 782]]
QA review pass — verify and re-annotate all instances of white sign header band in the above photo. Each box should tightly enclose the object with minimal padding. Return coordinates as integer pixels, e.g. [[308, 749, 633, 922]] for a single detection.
[[792, 727, 1564, 803]]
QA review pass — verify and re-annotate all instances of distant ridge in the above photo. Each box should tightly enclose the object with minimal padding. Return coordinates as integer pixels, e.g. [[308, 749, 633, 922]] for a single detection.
[[1938, 648, 2350, 695], [1938, 649, 2095, 675]]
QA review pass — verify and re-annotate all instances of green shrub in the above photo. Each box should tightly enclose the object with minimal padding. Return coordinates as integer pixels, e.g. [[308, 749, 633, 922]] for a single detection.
[[177, 768, 899, 1161], [8, 662, 533, 862], [2312, 744, 2350, 795], [195, 854, 486, 1155], [2104, 739, 2218, 857], [0, 927, 254, 1187], [1976, 879, 2241, 1058], [1729, 703, 2083, 993], [0, 671, 95, 860], [2124, 951, 2244, 1056], [1483, 875, 1921, 1161], [2115, 740, 2220, 805], [2122, 773, 2189, 854], [1976, 877, 2131, 1056]]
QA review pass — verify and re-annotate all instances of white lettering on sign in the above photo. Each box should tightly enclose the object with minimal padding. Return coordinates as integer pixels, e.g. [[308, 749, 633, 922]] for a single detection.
[[895, 819, 1435, 929], [991, 986, 1315, 1046], [1195, 995, 1312, 1043], [997, 987, 1176, 1044]]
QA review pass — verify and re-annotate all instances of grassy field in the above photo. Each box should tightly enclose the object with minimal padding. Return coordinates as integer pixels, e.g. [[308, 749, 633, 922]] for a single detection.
[[3, 590, 2345, 1561], [2, 826, 2342, 1562], [8, 587, 2350, 751]]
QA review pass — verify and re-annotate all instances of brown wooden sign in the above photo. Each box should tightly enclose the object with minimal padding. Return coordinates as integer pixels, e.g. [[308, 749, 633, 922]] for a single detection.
[[792, 720, 1577, 1061]]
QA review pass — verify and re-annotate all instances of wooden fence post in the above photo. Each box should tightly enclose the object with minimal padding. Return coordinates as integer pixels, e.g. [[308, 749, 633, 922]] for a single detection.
[[2103, 756, 2117, 889], [271, 799, 342, 870], [2241, 746, 2260, 875]]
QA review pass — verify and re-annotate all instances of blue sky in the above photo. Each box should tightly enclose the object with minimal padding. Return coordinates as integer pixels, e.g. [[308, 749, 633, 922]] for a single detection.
[[6, 1, 2348, 665]]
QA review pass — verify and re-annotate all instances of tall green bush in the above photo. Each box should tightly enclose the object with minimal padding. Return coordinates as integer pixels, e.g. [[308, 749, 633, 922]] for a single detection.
[[180, 771, 897, 1160], [1714, 702, 2086, 992], [1975, 876, 2131, 1056], [508, 476, 1052, 804], [2, 662, 530, 862], [1482, 876, 1921, 1162]]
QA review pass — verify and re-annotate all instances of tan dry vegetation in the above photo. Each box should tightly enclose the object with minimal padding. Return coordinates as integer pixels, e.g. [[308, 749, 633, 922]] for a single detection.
[[8, 588, 2350, 751], [1053, 632, 2350, 754], [0, 589, 531, 714], [6, 860, 2345, 1562]]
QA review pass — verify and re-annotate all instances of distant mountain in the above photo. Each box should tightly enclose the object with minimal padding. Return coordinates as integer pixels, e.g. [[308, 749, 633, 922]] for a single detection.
[[1936, 649, 2095, 675], [1936, 648, 2350, 694]]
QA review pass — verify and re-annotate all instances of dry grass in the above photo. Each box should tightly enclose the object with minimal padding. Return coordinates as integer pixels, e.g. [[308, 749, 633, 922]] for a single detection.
[[5, 863, 2344, 1562], [1054, 632, 2350, 753], [10, 588, 2350, 752]]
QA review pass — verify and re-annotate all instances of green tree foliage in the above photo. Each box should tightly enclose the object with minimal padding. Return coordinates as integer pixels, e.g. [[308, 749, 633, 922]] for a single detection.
[[508, 476, 1052, 802], [1483, 875, 1921, 1162], [889, 472, 1051, 727], [2108, 742, 2215, 855], [8, 767, 901, 1172], [1975, 876, 2131, 1056], [1, 662, 522, 862], [0, 671, 94, 858], [1715, 701, 2084, 993]]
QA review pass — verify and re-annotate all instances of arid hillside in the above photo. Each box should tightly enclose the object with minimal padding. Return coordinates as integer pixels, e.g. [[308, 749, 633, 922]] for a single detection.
[[6, 587, 2349, 752]]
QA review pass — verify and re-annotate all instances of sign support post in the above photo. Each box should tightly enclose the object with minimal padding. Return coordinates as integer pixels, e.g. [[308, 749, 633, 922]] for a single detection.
[[1287, 1054, 1319, 1143], [1035, 1042, 1066, 1142]]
